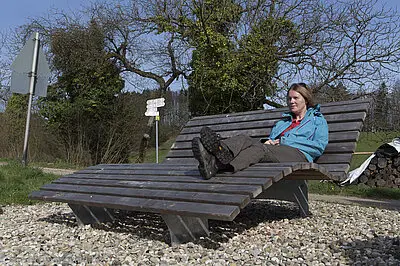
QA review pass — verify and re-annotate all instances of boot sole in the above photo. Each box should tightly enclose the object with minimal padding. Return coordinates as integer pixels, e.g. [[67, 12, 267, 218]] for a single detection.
[[192, 137, 214, 179], [200, 127, 233, 164]]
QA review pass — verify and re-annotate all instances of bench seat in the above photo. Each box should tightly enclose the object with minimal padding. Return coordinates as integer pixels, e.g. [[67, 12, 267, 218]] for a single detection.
[[29, 98, 370, 245]]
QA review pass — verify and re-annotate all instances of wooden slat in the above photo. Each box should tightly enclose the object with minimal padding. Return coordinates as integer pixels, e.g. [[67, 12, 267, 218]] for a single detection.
[[323, 142, 356, 153], [285, 172, 335, 180], [88, 163, 196, 170], [166, 144, 357, 159], [163, 157, 198, 164], [76, 168, 200, 176], [187, 100, 370, 124], [188, 126, 361, 144], [323, 112, 366, 122], [173, 130, 360, 143], [187, 105, 369, 127], [313, 163, 350, 173], [166, 147, 357, 162], [64, 173, 272, 187], [180, 112, 366, 134], [217, 170, 285, 181], [53, 178, 263, 197], [29, 191, 240, 221], [40, 183, 251, 208], [168, 141, 356, 153], [316, 153, 353, 164]]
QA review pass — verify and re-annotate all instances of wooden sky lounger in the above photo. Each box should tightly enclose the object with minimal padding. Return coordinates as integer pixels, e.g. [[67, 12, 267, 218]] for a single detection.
[[29, 98, 370, 245]]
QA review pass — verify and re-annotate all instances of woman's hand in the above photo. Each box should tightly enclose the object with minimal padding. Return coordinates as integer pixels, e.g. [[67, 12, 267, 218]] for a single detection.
[[264, 139, 280, 145]]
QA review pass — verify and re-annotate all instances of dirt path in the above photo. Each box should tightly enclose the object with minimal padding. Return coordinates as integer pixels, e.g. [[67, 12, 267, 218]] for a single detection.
[[309, 193, 400, 211]]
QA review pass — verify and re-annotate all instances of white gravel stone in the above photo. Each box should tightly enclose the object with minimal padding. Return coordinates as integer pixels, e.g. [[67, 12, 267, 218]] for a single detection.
[[0, 200, 399, 265]]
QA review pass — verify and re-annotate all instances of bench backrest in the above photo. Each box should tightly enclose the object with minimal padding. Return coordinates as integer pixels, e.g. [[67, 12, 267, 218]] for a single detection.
[[164, 98, 370, 180]]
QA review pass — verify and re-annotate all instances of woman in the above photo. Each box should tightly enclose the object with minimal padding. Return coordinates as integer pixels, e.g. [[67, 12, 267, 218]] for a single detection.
[[192, 83, 329, 180]]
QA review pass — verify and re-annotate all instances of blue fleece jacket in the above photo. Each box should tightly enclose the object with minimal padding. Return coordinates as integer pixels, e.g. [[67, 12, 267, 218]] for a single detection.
[[268, 104, 329, 162]]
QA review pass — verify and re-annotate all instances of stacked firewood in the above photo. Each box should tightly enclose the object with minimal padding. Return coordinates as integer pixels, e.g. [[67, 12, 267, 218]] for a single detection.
[[355, 153, 400, 188]]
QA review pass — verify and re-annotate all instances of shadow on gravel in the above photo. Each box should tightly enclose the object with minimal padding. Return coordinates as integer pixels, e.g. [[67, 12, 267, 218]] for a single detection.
[[332, 235, 400, 265], [196, 200, 301, 249], [39, 200, 301, 248], [38, 211, 79, 228]]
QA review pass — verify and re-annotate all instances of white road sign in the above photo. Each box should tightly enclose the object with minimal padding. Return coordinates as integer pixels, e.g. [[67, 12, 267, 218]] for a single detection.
[[145, 97, 165, 116], [146, 98, 165, 108]]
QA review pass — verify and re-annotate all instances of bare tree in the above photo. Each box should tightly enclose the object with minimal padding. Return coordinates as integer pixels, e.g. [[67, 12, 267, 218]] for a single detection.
[[87, 1, 191, 161], [0, 31, 12, 110], [269, 0, 400, 91], [135, 0, 400, 99], [84, 1, 191, 93]]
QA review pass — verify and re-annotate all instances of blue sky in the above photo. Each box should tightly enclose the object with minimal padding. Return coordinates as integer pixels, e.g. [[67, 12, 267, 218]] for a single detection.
[[1, 0, 87, 32], [1, 0, 399, 33]]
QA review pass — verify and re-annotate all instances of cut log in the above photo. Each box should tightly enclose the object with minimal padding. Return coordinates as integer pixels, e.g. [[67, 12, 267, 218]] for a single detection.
[[377, 157, 387, 168], [363, 169, 371, 177], [368, 164, 377, 171], [393, 157, 400, 167], [376, 179, 386, 187], [367, 179, 376, 187], [359, 174, 368, 184]]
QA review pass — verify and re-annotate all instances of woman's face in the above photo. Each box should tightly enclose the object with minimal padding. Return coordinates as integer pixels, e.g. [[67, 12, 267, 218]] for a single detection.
[[288, 89, 307, 117]]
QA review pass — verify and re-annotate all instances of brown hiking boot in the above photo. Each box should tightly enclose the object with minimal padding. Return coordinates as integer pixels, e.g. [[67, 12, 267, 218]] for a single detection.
[[192, 137, 219, 179], [200, 126, 234, 165]]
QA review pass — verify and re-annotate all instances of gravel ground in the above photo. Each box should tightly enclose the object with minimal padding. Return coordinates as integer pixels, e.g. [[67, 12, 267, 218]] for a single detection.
[[0, 200, 399, 265]]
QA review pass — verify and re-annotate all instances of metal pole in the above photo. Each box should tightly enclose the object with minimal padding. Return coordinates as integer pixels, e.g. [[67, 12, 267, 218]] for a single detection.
[[22, 32, 40, 167], [155, 116, 159, 163]]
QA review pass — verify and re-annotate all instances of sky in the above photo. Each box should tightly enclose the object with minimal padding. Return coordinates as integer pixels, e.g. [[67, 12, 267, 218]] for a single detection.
[[0, 0, 398, 33], [0, 0, 87, 32]]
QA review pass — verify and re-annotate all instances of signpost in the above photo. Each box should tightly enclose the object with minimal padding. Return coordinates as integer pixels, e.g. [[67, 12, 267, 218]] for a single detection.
[[145, 98, 165, 163], [10, 32, 50, 166]]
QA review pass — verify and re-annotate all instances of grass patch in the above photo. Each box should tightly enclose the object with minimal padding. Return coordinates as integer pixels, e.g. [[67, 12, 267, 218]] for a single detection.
[[30, 160, 80, 170], [308, 180, 400, 200], [130, 137, 177, 163], [0, 161, 59, 205], [350, 154, 372, 170], [350, 131, 400, 170], [356, 131, 400, 152]]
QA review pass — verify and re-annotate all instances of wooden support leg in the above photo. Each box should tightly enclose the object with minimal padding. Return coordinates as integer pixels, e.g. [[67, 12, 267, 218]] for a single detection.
[[68, 204, 115, 225], [161, 214, 210, 245], [293, 180, 309, 217], [257, 180, 310, 217]]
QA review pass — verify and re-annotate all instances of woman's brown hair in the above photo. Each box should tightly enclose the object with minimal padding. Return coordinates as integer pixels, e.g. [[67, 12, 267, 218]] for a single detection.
[[287, 83, 315, 107]]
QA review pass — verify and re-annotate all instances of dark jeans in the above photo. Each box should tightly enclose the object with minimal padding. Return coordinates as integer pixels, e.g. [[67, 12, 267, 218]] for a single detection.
[[222, 135, 307, 172]]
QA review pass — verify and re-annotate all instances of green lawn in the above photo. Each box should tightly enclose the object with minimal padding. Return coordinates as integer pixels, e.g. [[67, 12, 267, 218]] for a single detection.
[[0, 161, 59, 205], [350, 131, 400, 170], [308, 180, 400, 200], [130, 137, 177, 163]]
